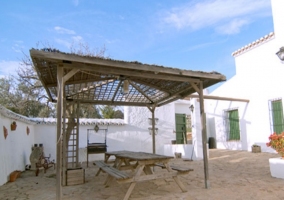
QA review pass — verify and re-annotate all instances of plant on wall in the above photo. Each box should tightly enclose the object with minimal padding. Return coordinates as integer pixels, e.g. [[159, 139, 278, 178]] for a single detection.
[[26, 126, 30, 135], [11, 121, 17, 131], [3, 126, 8, 139]]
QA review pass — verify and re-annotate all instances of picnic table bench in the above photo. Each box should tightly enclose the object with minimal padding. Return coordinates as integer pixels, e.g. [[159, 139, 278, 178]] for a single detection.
[[93, 151, 193, 200], [155, 163, 194, 174], [93, 161, 130, 180]]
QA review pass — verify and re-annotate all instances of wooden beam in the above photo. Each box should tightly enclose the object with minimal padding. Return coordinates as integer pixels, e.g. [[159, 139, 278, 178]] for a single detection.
[[129, 80, 154, 104], [73, 99, 153, 107], [131, 78, 171, 95], [154, 85, 195, 107], [46, 77, 111, 87], [66, 79, 116, 98], [30, 57, 54, 101], [199, 82, 210, 189], [56, 66, 64, 200], [111, 80, 123, 102], [189, 81, 200, 94], [157, 96, 181, 107], [30, 49, 226, 81], [185, 95, 250, 102], [146, 106, 157, 154], [152, 107, 156, 154], [63, 68, 80, 83], [69, 63, 202, 83]]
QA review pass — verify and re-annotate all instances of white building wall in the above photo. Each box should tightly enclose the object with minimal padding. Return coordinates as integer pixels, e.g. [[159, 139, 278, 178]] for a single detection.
[[126, 103, 176, 154], [191, 98, 210, 160], [163, 98, 208, 160], [207, 0, 284, 154]]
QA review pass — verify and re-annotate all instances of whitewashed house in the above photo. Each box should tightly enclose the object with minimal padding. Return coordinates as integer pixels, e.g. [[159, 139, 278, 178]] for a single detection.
[[206, 0, 284, 154]]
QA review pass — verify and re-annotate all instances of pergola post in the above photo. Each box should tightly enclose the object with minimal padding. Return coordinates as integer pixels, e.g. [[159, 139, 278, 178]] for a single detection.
[[147, 106, 156, 154], [56, 66, 64, 200], [198, 81, 210, 189]]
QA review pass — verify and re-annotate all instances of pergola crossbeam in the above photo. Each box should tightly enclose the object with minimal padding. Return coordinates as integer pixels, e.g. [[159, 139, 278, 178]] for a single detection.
[[185, 95, 249, 102]]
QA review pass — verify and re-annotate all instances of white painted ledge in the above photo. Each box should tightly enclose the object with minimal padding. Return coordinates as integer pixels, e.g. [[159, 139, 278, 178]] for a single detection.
[[269, 157, 284, 179]]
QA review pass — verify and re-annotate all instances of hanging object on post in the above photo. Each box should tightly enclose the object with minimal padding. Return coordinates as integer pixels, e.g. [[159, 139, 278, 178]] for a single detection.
[[148, 128, 158, 135], [94, 124, 99, 132], [148, 118, 159, 125], [122, 80, 129, 95]]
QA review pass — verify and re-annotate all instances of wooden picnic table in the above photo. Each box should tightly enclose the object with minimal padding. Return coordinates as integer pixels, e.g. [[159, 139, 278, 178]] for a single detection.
[[98, 151, 191, 200]]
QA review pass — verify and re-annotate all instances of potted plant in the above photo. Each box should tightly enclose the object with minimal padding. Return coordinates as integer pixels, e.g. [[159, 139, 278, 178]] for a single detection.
[[266, 132, 284, 179], [11, 121, 17, 131], [10, 170, 21, 182], [251, 144, 261, 153], [266, 132, 284, 158]]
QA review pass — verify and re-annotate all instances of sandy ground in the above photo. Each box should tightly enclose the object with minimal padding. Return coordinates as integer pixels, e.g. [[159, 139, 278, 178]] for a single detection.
[[0, 149, 284, 200]]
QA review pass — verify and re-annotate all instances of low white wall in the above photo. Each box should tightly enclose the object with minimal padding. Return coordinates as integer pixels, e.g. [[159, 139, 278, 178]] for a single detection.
[[164, 144, 196, 160], [164, 144, 209, 160], [0, 115, 34, 185]]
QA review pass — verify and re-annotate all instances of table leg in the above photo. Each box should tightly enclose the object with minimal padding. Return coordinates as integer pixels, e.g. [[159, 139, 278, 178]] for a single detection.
[[96, 155, 111, 176], [113, 158, 121, 168], [123, 182, 136, 200], [123, 164, 145, 200], [95, 169, 102, 176], [164, 163, 187, 192], [123, 159, 135, 172], [173, 176, 187, 192], [104, 158, 123, 186], [87, 152, 89, 167], [143, 165, 153, 175], [104, 154, 110, 162]]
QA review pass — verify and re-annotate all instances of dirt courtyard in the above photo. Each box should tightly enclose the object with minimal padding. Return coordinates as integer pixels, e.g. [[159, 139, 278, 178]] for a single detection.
[[0, 149, 283, 200]]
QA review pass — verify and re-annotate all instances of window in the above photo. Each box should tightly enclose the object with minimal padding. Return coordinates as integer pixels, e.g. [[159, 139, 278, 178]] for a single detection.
[[269, 99, 284, 134], [224, 109, 240, 141]]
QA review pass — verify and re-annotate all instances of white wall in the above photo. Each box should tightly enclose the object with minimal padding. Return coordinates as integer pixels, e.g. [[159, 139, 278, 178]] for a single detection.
[[34, 124, 57, 161], [31, 103, 178, 162], [0, 114, 34, 185], [32, 101, 206, 163], [125, 103, 176, 154]]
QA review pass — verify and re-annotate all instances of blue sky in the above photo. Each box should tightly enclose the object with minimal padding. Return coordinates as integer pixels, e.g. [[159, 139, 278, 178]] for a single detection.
[[0, 0, 273, 92]]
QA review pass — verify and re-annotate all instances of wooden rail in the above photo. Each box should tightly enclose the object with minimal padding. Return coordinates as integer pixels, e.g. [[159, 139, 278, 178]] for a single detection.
[[155, 163, 193, 173]]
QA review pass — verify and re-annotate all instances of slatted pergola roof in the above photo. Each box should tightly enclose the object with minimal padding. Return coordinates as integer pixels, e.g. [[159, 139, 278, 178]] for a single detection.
[[30, 48, 226, 107]]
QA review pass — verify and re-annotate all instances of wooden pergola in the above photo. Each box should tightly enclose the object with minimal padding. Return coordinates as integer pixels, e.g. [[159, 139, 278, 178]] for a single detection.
[[30, 48, 226, 200]]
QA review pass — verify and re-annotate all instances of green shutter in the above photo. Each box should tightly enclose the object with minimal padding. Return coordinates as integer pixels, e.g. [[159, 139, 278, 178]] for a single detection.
[[175, 114, 187, 144], [272, 100, 284, 134], [228, 110, 240, 140]]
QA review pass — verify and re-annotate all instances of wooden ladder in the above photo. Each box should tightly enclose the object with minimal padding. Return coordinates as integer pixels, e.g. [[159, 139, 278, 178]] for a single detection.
[[66, 118, 79, 169]]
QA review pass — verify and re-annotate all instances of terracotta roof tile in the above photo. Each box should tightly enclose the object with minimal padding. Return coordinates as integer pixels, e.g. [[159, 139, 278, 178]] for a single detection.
[[232, 32, 274, 57]]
